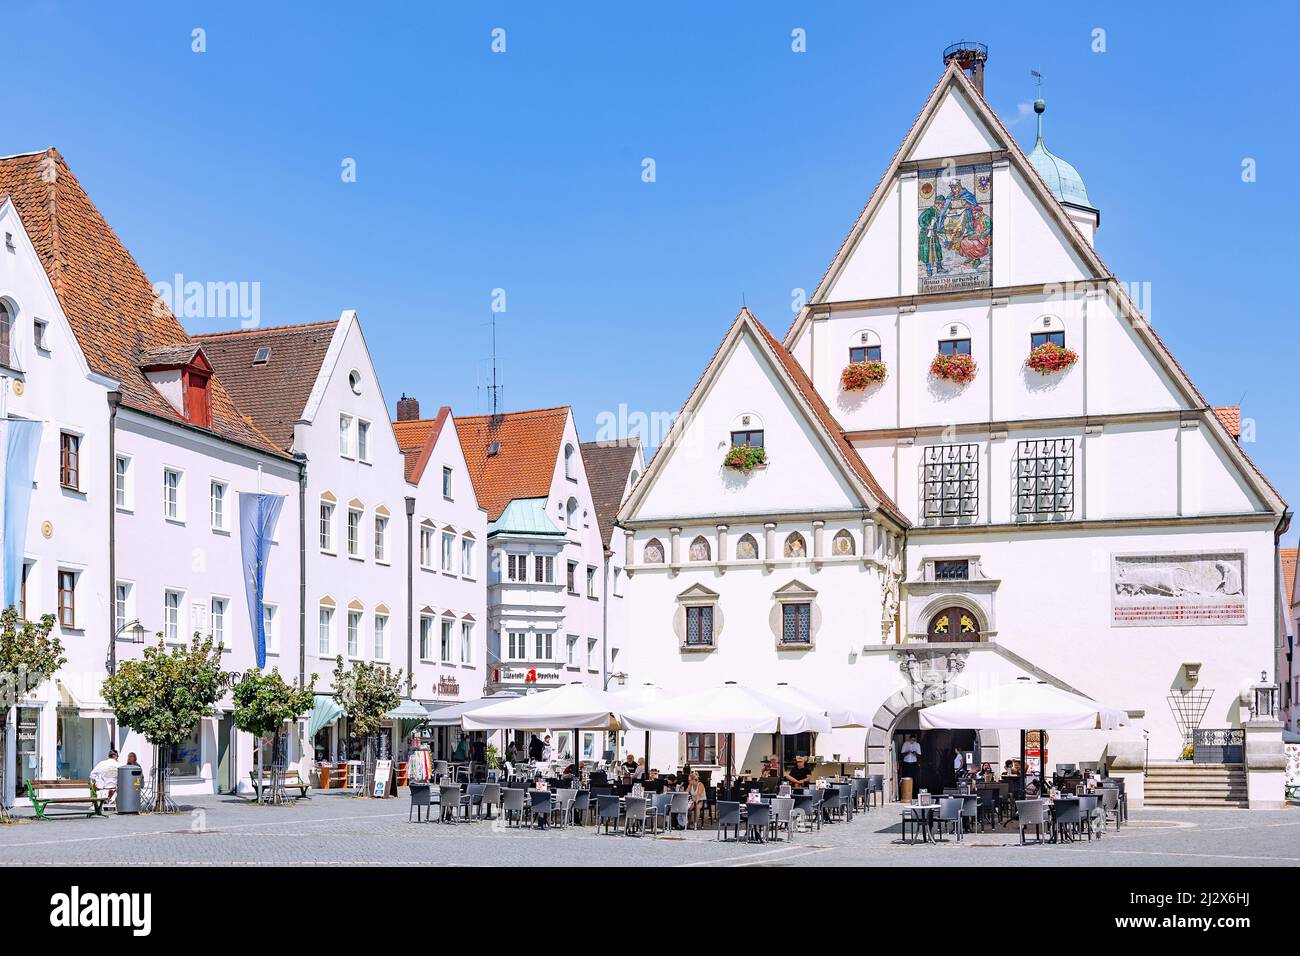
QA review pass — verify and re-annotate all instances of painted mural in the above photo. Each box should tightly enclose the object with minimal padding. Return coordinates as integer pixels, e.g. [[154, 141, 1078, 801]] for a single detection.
[[917, 162, 993, 294], [1110, 551, 1247, 627]]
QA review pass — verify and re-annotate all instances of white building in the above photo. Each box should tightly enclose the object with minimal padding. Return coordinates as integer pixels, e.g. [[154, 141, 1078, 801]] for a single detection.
[[621, 48, 1290, 808]]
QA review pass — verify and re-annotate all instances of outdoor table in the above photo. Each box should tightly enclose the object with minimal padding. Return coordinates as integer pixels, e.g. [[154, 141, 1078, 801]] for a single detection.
[[902, 802, 939, 843]]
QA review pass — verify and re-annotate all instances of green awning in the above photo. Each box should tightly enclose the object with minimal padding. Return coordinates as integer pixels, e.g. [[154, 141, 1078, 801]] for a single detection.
[[307, 694, 343, 736], [385, 698, 432, 722]]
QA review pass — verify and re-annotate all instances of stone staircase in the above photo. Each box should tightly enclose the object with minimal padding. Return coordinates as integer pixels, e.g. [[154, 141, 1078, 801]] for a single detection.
[[1144, 762, 1248, 808]]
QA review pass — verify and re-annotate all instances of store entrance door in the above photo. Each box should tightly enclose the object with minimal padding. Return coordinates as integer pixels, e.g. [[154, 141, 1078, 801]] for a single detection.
[[217, 715, 235, 793]]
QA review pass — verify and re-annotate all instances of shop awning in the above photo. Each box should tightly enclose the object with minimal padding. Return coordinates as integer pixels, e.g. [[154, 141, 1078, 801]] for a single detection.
[[56, 680, 114, 720], [385, 698, 432, 722], [307, 694, 344, 737]]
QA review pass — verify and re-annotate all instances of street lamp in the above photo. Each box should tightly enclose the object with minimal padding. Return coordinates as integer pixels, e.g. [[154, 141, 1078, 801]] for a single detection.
[[106, 619, 148, 675]]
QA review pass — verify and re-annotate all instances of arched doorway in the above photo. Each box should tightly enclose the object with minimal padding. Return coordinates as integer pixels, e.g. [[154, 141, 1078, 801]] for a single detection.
[[927, 605, 980, 642], [865, 692, 1002, 801]]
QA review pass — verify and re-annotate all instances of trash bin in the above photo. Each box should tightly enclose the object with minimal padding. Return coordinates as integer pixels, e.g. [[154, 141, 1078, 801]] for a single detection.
[[116, 764, 143, 814]]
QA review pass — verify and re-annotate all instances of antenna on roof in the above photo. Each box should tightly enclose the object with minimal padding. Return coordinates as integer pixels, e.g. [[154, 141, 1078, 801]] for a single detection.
[[477, 311, 505, 426]]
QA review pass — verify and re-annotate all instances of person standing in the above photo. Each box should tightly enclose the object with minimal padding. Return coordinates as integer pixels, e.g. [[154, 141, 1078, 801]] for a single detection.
[[899, 735, 921, 796]]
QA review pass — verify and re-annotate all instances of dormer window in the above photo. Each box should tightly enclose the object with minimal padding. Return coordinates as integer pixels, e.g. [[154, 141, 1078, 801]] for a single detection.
[[138, 346, 213, 429]]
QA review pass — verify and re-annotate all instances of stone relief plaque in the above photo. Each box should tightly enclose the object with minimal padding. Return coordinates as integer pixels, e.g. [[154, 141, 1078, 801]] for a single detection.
[[1110, 551, 1246, 627]]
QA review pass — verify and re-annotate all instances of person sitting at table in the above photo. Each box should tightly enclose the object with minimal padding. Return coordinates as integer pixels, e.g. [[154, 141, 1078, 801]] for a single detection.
[[784, 754, 814, 789], [686, 771, 707, 828], [644, 768, 665, 793], [757, 767, 781, 796], [978, 761, 994, 781], [452, 736, 470, 762]]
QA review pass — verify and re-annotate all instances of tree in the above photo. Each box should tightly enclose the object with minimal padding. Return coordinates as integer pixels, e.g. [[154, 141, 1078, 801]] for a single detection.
[[332, 657, 405, 795], [0, 609, 64, 821], [232, 668, 316, 805], [102, 634, 231, 812]]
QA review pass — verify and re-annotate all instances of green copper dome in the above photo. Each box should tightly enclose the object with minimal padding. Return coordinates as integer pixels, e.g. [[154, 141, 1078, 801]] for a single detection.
[[1027, 98, 1094, 210]]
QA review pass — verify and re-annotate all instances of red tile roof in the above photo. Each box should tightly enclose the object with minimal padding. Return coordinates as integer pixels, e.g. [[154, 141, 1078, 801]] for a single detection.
[[0, 148, 284, 456], [1213, 406, 1241, 441], [393, 406, 450, 484], [456, 407, 569, 521], [194, 321, 338, 450], [1283, 547, 1298, 609], [581, 440, 640, 548]]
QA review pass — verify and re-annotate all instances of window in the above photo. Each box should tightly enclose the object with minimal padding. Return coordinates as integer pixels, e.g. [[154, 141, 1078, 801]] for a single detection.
[[686, 733, 717, 765], [59, 433, 80, 489], [533, 632, 553, 662], [163, 589, 183, 643], [566, 497, 578, 530], [1015, 439, 1075, 518], [643, 538, 665, 564], [442, 466, 453, 498], [419, 616, 434, 660], [373, 614, 387, 659], [934, 560, 970, 581], [33, 318, 49, 351], [564, 443, 576, 480], [461, 537, 474, 576], [922, 443, 979, 519], [168, 723, 202, 779], [613, 567, 623, 597], [114, 456, 131, 509], [783, 532, 806, 559], [253, 347, 271, 365], [938, 337, 972, 356], [348, 369, 362, 393], [57, 570, 76, 628], [356, 420, 370, 462], [566, 634, 578, 666], [374, 515, 388, 562], [534, 554, 553, 583], [928, 606, 980, 643], [319, 501, 336, 551], [507, 631, 527, 661], [460, 621, 473, 665], [730, 428, 764, 449], [506, 553, 527, 583], [339, 414, 353, 457], [163, 468, 183, 521], [114, 582, 130, 635], [0, 300, 10, 361], [420, 526, 434, 568], [318, 607, 334, 655], [567, 561, 578, 595], [211, 597, 227, 645], [441, 531, 454, 571], [1031, 330, 1065, 349], [587, 637, 597, 670], [781, 603, 812, 645], [689, 536, 711, 561], [209, 480, 228, 531], [735, 534, 758, 560], [686, 605, 713, 646], [18, 562, 30, 621], [586, 566, 597, 598], [263, 604, 280, 654], [441, 619, 454, 663], [347, 508, 362, 558], [849, 345, 882, 363], [347, 610, 361, 657]]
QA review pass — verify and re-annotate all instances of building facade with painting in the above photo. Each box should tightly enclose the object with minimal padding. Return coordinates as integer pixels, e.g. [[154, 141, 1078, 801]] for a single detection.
[[621, 47, 1289, 807]]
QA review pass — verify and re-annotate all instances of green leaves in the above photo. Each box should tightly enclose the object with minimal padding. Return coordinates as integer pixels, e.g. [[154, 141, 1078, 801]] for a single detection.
[[101, 634, 232, 746], [0, 607, 64, 708], [331, 657, 405, 737], [232, 667, 317, 739]]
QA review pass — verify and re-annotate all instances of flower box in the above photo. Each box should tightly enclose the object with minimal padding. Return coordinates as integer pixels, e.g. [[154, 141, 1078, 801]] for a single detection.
[[841, 360, 888, 391], [929, 352, 977, 385], [1025, 342, 1078, 375], [723, 444, 766, 472]]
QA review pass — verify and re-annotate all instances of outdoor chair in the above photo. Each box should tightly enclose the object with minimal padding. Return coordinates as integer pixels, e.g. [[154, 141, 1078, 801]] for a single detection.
[[770, 797, 795, 842], [467, 783, 486, 819], [596, 794, 622, 834], [669, 791, 691, 830], [936, 798, 964, 842], [1077, 794, 1101, 840], [624, 797, 650, 837], [820, 787, 845, 823], [647, 793, 672, 836], [899, 806, 930, 843], [529, 790, 555, 829], [432, 760, 449, 783], [1016, 799, 1046, 845], [961, 794, 979, 833], [570, 788, 589, 826], [501, 786, 525, 827], [1100, 786, 1121, 831], [716, 800, 742, 842], [439, 785, 470, 824], [745, 802, 771, 843], [850, 777, 869, 811], [976, 789, 997, 830], [408, 783, 432, 823], [1053, 797, 1083, 843], [866, 774, 884, 808], [792, 793, 817, 833], [481, 783, 502, 820]]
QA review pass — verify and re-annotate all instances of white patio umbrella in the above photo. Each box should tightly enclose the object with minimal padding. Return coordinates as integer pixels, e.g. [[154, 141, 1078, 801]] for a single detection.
[[461, 682, 624, 732], [918, 679, 1127, 731], [609, 683, 671, 770], [769, 682, 873, 728]]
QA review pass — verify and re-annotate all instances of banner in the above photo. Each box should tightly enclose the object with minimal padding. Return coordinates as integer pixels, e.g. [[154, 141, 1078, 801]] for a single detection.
[[238, 492, 284, 668], [3, 419, 43, 610]]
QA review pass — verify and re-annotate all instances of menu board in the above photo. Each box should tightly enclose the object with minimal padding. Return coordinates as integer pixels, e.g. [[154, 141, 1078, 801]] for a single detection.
[[372, 759, 392, 798]]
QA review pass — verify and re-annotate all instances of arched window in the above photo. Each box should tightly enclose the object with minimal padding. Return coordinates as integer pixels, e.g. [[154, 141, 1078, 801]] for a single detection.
[[1030, 314, 1066, 349], [688, 535, 711, 561], [849, 329, 882, 364], [735, 533, 758, 560], [783, 532, 806, 559], [643, 538, 665, 564], [831, 529, 856, 556], [566, 497, 579, 530], [564, 443, 576, 480], [0, 300, 11, 361], [938, 321, 972, 356], [927, 606, 980, 643]]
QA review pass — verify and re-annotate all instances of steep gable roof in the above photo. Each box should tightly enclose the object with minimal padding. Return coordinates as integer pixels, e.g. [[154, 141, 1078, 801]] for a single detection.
[[393, 406, 451, 484], [620, 307, 906, 527], [0, 148, 284, 456], [456, 406, 570, 521], [1283, 547, 1297, 609], [581, 440, 640, 548], [193, 320, 338, 450]]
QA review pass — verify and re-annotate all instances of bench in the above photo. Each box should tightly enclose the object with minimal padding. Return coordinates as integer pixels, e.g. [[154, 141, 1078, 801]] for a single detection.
[[26, 779, 109, 820], [248, 769, 310, 799]]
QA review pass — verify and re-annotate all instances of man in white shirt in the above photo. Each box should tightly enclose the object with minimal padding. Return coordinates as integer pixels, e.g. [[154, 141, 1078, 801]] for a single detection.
[[90, 750, 121, 804], [899, 735, 922, 793]]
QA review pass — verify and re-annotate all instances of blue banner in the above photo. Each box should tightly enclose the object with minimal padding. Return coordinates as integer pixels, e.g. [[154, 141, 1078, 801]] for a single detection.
[[238, 492, 284, 668], [3, 419, 43, 610]]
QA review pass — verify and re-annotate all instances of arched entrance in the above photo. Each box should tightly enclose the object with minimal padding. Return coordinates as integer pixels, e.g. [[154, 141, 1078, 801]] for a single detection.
[[865, 691, 1001, 801], [927, 605, 980, 642]]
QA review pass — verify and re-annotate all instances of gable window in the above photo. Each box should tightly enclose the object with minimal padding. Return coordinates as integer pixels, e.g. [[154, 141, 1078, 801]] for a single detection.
[[318, 606, 334, 656], [163, 589, 183, 643], [163, 468, 184, 521], [566, 497, 579, 530], [730, 428, 764, 449], [534, 554, 553, 584], [59, 432, 81, 490], [114, 455, 132, 510], [564, 444, 577, 481], [373, 613, 387, 660], [781, 603, 812, 645], [347, 610, 362, 657], [419, 616, 434, 661], [686, 605, 714, 647], [33, 318, 49, 351], [57, 570, 77, 628], [689, 536, 711, 561], [442, 466, 453, 498], [356, 420, 370, 462], [209, 480, 228, 532], [643, 538, 665, 564], [0, 302, 11, 364], [460, 621, 473, 665], [347, 507, 363, 558], [319, 501, 336, 552], [374, 515, 388, 562], [339, 414, 353, 457]]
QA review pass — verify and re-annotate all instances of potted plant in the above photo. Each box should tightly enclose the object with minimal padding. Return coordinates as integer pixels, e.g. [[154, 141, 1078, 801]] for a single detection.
[[1026, 341, 1078, 375], [841, 360, 888, 390], [723, 444, 766, 472], [930, 352, 977, 385]]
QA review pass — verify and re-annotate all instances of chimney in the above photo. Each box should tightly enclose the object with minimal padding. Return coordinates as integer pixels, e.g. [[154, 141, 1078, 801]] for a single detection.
[[943, 41, 988, 95], [396, 393, 421, 421]]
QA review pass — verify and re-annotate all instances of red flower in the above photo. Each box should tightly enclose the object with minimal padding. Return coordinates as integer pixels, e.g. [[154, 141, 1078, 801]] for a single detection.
[[930, 352, 977, 385], [1025, 342, 1078, 375], [841, 360, 888, 391]]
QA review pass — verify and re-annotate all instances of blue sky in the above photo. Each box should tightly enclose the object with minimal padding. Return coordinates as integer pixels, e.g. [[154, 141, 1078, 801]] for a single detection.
[[6, 2, 1299, 525]]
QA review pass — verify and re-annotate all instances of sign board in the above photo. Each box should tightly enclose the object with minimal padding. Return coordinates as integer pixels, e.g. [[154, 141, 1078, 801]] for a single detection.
[[493, 666, 562, 686], [372, 759, 392, 798]]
